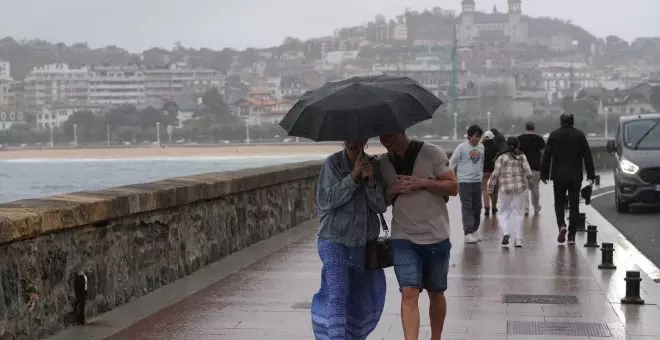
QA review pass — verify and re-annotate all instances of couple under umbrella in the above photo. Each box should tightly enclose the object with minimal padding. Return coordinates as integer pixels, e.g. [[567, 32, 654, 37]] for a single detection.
[[279, 75, 444, 340]]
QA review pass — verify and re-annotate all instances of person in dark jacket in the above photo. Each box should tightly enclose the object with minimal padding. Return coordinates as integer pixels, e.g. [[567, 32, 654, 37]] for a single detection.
[[481, 131, 499, 216], [540, 112, 596, 245], [491, 128, 506, 153], [517, 122, 546, 216]]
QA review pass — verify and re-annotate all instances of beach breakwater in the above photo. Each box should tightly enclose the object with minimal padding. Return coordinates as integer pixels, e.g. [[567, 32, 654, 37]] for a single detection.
[[0, 146, 613, 339]]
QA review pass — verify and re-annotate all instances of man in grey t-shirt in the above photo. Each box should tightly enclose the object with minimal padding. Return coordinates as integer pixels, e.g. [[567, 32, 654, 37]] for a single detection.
[[379, 131, 459, 340]]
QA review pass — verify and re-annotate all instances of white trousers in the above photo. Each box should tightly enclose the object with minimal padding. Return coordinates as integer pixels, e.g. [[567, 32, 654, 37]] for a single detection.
[[498, 191, 525, 240]]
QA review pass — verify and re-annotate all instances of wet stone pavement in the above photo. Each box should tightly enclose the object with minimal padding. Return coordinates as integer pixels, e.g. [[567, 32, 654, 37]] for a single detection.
[[58, 183, 660, 340]]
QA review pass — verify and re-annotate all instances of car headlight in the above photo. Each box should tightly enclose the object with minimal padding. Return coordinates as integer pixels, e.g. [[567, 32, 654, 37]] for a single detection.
[[619, 159, 639, 174]]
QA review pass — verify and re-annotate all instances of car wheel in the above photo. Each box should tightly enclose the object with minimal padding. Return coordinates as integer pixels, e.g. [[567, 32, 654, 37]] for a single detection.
[[615, 194, 630, 213]]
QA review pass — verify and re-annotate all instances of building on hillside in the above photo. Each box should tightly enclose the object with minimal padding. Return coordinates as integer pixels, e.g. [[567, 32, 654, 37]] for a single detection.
[[164, 94, 207, 127], [88, 65, 145, 105], [456, 0, 528, 45], [579, 82, 658, 115], [35, 102, 110, 130], [23, 64, 90, 110], [144, 62, 225, 100], [0, 60, 10, 79], [0, 110, 26, 130], [234, 97, 294, 126]]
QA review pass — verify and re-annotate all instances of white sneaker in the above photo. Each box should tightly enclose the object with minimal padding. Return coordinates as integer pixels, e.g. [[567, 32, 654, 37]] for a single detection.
[[514, 238, 523, 248], [472, 232, 482, 241], [464, 233, 478, 244]]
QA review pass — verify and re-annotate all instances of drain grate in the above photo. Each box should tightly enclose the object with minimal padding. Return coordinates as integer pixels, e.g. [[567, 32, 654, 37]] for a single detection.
[[502, 294, 580, 304], [291, 301, 312, 309], [507, 321, 611, 337]]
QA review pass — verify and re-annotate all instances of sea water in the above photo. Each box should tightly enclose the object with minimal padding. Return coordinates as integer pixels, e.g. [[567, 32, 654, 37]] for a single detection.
[[0, 155, 326, 203]]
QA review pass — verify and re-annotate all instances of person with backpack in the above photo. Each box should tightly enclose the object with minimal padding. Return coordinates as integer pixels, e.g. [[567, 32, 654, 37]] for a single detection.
[[488, 137, 535, 248], [378, 131, 458, 340], [481, 130, 500, 216]]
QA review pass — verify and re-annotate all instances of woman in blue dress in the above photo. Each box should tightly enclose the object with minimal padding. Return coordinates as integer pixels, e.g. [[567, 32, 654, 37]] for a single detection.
[[311, 138, 388, 340]]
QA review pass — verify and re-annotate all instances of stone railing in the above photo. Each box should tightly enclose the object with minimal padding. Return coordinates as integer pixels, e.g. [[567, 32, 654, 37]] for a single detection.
[[0, 160, 323, 339]]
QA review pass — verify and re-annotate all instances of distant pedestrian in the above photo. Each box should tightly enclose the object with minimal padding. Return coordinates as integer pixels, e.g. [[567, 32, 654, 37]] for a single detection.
[[481, 130, 500, 216], [449, 125, 485, 244], [488, 137, 534, 248], [517, 122, 546, 215], [541, 112, 596, 245]]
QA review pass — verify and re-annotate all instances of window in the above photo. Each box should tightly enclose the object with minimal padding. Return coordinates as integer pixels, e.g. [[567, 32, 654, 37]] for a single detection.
[[624, 119, 660, 150]]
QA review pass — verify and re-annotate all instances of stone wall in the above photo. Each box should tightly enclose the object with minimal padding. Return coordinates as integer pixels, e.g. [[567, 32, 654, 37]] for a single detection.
[[0, 160, 323, 340]]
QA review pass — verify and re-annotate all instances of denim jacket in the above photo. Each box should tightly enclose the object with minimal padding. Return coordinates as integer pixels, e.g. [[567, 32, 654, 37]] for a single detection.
[[316, 151, 387, 247]]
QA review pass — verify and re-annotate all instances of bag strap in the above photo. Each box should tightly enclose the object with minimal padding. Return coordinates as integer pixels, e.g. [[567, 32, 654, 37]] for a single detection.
[[378, 213, 389, 234]]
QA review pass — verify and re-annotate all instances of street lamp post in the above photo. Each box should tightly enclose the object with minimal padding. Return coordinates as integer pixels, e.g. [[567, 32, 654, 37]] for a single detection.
[[453, 112, 458, 140], [106, 124, 110, 146], [487, 111, 491, 130], [49, 125, 54, 148], [156, 122, 161, 146], [73, 124, 77, 147], [245, 120, 251, 144]]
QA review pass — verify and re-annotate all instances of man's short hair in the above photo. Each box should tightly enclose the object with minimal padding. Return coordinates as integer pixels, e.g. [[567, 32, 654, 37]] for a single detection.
[[525, 122, 535, 131], [560, 112, 574, 127], [467, 124, 483, 137]]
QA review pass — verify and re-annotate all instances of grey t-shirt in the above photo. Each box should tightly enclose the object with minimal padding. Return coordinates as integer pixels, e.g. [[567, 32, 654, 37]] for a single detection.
[[379, 143, 452, 245]]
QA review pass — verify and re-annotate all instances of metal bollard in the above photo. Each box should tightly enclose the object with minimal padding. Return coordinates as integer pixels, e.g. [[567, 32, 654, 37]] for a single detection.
[[594, 175, 601, 186], [584, 225, 599, 247], [574, 213, 587, 232], [598, 243, 616, 269], [621, 271, 645, 305]]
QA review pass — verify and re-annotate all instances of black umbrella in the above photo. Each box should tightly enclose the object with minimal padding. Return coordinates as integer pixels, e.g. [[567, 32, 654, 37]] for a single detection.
[[279, 75, 443, 141]]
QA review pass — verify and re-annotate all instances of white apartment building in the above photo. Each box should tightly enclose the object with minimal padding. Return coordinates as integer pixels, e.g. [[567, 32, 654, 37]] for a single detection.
[[0, 60, 10, 79], [0, 110, 26, 131], [88, 65, 145, 105], [23, 64, 90, 110], [541, 66, 599, 103], [35, 102, 110, 130], [144, 62, 225, 100]]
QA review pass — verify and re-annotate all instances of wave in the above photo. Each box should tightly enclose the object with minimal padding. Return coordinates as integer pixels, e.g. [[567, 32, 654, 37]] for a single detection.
[[0, 155, 327, 163]]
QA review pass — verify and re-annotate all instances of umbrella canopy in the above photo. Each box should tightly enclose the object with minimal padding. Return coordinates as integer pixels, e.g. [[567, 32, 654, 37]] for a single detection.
[[279, 75, 443, 141]]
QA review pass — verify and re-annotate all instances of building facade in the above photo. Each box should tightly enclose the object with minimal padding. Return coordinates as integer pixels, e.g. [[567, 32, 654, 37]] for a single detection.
[[456, 0, 528, 45], [88, 65, 145, 105], [23, 64, 90, 111]]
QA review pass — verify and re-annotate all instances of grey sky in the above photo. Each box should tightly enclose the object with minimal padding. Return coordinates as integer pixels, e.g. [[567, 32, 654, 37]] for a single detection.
[[3, 0, 659, 52]]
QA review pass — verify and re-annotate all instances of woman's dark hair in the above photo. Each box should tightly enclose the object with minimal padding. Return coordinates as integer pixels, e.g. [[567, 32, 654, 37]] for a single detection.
[[497, 136, 522, 160]]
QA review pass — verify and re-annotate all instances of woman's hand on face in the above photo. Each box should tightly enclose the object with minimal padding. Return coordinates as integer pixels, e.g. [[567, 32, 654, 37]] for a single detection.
[[351, 153, 365, 182], [361, 163, 375, 187]]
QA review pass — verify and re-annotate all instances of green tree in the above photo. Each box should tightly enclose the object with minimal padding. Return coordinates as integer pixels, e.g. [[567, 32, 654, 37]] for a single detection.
[[201, 87, 235, 124], [137, 106, 173, 130]]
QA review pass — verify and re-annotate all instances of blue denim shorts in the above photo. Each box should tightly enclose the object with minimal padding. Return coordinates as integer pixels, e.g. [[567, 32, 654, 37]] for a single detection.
[[391, 238, 452, 293]]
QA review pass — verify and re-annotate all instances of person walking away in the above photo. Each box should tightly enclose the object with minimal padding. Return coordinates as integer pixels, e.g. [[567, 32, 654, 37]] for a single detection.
[[379, 132, 458, 340], [488, 137, 534, 248], [517, 122, 546, 216], [491, 128, 506, 154], [481, 131, 500, 216], [312, 138, 388, 340], [540, 112, 596, 245], [449, 125, 485, 244]]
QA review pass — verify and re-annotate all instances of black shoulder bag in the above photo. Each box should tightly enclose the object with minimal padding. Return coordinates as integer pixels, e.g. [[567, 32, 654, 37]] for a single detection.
[[364, 154, 397, 270]]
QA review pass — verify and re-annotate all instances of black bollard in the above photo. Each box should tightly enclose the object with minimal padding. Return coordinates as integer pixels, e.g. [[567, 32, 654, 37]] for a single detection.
[[575, 213, 587, 232], [74, 272, 88, 325], [584, 225, 599, 247], [598, 243, 617, 269], [621, 271, 645, 305], [594, 175, 601, 186]]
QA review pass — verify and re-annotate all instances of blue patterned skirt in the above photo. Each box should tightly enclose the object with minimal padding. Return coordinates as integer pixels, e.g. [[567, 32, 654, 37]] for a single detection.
[[311, 239, 387, 340]]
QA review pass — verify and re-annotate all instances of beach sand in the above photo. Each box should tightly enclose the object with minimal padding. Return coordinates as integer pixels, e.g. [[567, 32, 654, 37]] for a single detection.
[[0, 144, 389, 159]]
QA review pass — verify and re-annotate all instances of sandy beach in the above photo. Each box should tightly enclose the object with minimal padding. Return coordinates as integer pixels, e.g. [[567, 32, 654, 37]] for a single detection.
[[0, 144, 389, 159]]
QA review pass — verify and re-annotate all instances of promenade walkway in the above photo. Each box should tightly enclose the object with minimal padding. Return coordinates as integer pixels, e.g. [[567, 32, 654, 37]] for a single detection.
[[48, 183, 660, 340]]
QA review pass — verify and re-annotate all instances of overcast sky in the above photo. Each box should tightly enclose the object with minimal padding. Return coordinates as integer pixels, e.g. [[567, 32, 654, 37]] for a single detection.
[[3, 0, 659, 52]]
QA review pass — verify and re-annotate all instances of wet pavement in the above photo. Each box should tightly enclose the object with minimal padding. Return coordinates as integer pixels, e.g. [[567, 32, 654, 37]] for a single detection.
[[590, 175, 660, 273], [48, 181, 660, 340]]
